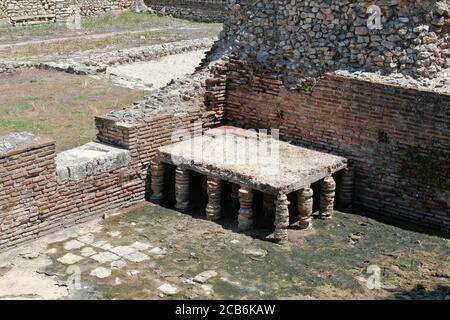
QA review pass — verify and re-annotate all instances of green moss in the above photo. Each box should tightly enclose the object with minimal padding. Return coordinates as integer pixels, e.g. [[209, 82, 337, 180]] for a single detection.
[[400, 146, 450, 191]]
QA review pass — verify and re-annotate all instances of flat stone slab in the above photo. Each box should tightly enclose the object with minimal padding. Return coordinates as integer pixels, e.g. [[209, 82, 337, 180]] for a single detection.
[[158, 283, 180, 295], [193, 270, 218, 284], [90, 252, 120, 264], [0, 132, 54, 158], [90, 267, 112, 279], [157, 126, 348, 195], [63, 240, 85, 251], [57, 253, 83, 265], [55, 142, 131, 183]]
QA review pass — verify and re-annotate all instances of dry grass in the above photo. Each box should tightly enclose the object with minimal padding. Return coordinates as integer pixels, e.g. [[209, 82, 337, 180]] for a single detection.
[[0, 27, 220, 59], [0, 69, 146, 152], [0, 12, 194, 43], [0, 12, 221, 60]]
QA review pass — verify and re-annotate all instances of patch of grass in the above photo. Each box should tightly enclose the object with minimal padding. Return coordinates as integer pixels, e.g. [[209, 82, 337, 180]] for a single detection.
[[0, 11, 216, 45], [0, 69, 147, 152], [0, 27, 220, 59], [82, 11, 186, 30]]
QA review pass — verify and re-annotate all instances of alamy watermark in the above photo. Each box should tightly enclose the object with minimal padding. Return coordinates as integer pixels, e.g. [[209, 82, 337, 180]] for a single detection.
[[66, 265, 82, 290], [365, 265, 382, 290], [367, 5, 383, 30], [169, 121, 281, 175], [66, 6, 82, 30]]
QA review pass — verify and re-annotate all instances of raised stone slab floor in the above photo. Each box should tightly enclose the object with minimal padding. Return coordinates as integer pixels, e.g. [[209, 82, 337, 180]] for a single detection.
[[153, 126, 350, 243]]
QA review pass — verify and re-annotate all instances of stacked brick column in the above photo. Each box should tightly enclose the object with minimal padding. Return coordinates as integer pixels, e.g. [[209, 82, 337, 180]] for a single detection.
[[263, 193, 276, 218], [206, 177, 221, 221], [274, 194, 290, 244], [319, 176, 336, 220], [150, 159, 164, 203], [175, 168, 190, 211], [298, 188, 314, 229], [238, 185, 253, 231]]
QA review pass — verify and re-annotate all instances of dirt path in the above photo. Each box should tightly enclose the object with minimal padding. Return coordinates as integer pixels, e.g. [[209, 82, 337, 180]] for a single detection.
[[0, 25, 208, 50], [108, 49, 208, 90]]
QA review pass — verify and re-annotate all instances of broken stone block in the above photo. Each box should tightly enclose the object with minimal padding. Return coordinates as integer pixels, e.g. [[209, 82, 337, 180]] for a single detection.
[[158, 283, 180, 295], [193, 270, 218, 284]]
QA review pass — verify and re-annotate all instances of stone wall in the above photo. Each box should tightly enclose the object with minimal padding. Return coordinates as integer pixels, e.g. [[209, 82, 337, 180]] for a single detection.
[[95, 71, 221, 170], [3, 0, 132, 25], [223, 0, 449, 82], [145, 0, 226, 22]]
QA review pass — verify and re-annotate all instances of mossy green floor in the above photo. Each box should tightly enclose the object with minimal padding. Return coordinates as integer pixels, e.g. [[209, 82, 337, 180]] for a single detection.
[[44, 203, 449, 300]]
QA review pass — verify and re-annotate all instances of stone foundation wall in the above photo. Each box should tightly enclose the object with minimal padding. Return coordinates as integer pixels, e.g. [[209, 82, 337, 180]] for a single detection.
[[224, 57, 450, 234], [4, 0, 132, 25], [145, 0, 226, 22], [223, 0, 449, 82]]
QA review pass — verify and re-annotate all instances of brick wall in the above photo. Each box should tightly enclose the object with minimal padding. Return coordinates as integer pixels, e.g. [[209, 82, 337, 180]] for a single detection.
[[95, 109, 218, 170], [0, 133, 144, 251], [0, 101, 216, 251], [0, 134, 56, 249], [224, 57, 450, 235]]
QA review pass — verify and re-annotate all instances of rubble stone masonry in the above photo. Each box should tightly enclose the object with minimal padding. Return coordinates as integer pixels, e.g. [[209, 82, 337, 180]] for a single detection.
[[145, 0, 226, 22], [223, 0, 449, 80], [3, 0, 132, 25]]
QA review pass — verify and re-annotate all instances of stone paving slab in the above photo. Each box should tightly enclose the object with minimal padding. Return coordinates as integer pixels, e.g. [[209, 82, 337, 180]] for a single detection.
[[157, 127, 348, 195], [55, 142, 131, 183]]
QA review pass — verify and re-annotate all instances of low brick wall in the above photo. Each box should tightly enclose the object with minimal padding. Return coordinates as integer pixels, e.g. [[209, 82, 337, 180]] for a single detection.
[[224, 57, 450, 235], [0, 133, 143, 251], [96, 110, 218, 170], [145, 0, 226, 22]]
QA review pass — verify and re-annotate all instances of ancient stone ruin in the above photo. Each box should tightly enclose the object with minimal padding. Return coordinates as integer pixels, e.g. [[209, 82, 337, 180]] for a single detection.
[[0, 0, 227, 25], [153, 126, 350, 243], [0, 0, 449, 253], [144, 0, 227, 22], [1, 0, 133, 25], [217, 0, 450, 233]]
